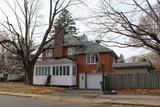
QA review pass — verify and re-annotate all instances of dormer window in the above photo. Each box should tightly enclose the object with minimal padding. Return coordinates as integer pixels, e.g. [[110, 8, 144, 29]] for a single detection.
[[46, 49, 52, 57], [86, 53, 98, 64], [68, 47, 75, 55]]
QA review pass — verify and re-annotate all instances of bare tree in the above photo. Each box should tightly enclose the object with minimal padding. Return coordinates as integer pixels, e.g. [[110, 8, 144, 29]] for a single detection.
[[127, 54, 148, 63], [95, 0, 160, 56], [0, 0, 72, 85], [0, 46, 23, 74], [127, 52, 160, 69], [0, 47, 14, 73]]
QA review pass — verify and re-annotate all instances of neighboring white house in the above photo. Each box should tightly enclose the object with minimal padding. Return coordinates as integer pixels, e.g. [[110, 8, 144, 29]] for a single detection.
[[0, 72, 21, 81]]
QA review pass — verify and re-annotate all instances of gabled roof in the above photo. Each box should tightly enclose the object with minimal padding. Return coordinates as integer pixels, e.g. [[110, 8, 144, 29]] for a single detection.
[[113, 62, 152, 69], [35, 58, 76, 65]]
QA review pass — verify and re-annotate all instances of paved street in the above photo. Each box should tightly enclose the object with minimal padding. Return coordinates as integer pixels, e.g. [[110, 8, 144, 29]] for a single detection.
[[0, 95, 127, 107]]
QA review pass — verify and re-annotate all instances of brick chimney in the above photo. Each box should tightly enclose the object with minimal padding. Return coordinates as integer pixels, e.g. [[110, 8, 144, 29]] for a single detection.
[[53, 25, 64, 58]]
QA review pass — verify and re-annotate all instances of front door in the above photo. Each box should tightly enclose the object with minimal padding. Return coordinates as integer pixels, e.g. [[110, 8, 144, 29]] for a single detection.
[[79, 73, 85, 89]]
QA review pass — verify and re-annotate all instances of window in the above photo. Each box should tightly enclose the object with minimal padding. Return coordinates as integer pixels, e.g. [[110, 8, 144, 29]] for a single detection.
[[35, 67, 38, 76], [68, 47, 75, 55], [42, 67, 45, 75], [46, 49, 52, 57], [39, 67, 42, 75], [43, 67, 49, 76], [59, 66, 62, 75], [35, 66, 51, 76], [45, 66, 72, 76], [56, 66, 59, 75], [52, 67, 55, 75], [44, 67, 47, 75], [63, 66, 66, 75], [67, 66, 70, 75], [86, 54, 98, 64]]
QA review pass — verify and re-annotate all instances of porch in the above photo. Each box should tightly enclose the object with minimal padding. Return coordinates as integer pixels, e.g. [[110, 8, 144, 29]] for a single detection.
[[33, 58, 77, 86]]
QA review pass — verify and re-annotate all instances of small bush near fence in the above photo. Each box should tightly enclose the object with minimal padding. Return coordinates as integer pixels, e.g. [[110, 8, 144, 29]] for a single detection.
[[105, 72, 160, 90]]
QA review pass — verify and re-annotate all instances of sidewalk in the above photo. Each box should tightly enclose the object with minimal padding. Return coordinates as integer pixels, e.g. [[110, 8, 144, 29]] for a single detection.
[[0, 90, 160, 106]]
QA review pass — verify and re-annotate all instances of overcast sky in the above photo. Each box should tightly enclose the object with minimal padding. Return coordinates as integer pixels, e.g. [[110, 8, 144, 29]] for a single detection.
[[67, 0, 150, 58], [0, 0, 151, 59]]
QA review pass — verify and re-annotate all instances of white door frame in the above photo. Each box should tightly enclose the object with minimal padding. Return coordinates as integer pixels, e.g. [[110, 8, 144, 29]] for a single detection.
[[79, 73, 86, 89]]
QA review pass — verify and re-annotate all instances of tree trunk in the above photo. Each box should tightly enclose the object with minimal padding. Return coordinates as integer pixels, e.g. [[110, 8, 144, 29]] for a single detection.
[[24, 63, 34, 85]]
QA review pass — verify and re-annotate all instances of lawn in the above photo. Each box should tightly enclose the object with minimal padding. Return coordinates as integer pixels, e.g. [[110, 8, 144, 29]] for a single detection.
[[0, 82, 65, 94], [117, 89, 160, 95]]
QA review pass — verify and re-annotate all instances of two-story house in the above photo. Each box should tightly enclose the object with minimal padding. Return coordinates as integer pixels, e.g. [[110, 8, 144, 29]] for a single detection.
[[33, 25, 118, 89]]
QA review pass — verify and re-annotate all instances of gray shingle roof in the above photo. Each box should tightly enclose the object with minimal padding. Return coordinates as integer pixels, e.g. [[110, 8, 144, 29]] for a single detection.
[[63, 34, 81, 46], [44, 34, 81, 48], [76, 41, 113, 54], [44, 34, 114, 54], [113, 62, 152, 69], [35, 58, 76, 65]]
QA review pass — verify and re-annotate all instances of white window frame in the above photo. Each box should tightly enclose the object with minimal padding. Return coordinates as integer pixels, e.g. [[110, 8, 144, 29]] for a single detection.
[[51, 65, 72, 76], [68, 47, 75, 55], [86, 53, 98, 64], [46, 49, 52, 57]]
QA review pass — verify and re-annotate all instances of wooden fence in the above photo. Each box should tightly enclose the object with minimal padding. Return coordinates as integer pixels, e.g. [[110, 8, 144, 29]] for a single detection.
[[104, 72, 160, 90]]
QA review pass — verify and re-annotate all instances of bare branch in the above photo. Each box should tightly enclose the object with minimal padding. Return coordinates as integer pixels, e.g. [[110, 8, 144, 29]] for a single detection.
[[94, 0, 160, 55]]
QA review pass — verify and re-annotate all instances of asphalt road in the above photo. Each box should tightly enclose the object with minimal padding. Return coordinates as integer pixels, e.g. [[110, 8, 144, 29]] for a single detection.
[[0, 95, 127, 107]]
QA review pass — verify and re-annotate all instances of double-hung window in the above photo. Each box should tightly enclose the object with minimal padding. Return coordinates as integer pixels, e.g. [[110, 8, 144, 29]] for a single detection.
[[46, 49, 52, 57], [86, 54, 98, 64], [68, 47, 75, 55]]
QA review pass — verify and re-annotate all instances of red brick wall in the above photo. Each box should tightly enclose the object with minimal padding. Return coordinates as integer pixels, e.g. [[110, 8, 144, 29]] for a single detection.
[[43, 46, 79, 60], [63, 48, 68, 57], [43, 49, 115, 72], [76, 53, 115, 73], [53, 26, 64, 58]]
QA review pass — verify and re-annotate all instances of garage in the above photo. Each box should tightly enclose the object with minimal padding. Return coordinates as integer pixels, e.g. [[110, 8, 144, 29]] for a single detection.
[[79, 73, 102, 89], [87, 73, 102, 89]]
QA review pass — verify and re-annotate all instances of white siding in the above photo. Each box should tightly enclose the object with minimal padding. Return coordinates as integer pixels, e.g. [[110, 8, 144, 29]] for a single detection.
[[33, 64, 77, 86], [33, 76, 47, 85], [50, 76, 75, 86]]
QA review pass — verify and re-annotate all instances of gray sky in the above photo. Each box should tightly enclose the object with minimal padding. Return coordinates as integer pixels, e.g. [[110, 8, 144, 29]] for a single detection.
[[67, 0, 150, 58], [0, 0, 151, 59]]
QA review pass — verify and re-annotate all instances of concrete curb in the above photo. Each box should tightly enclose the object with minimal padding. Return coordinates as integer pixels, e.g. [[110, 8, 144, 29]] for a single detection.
[[0, 91, 159, 106]]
